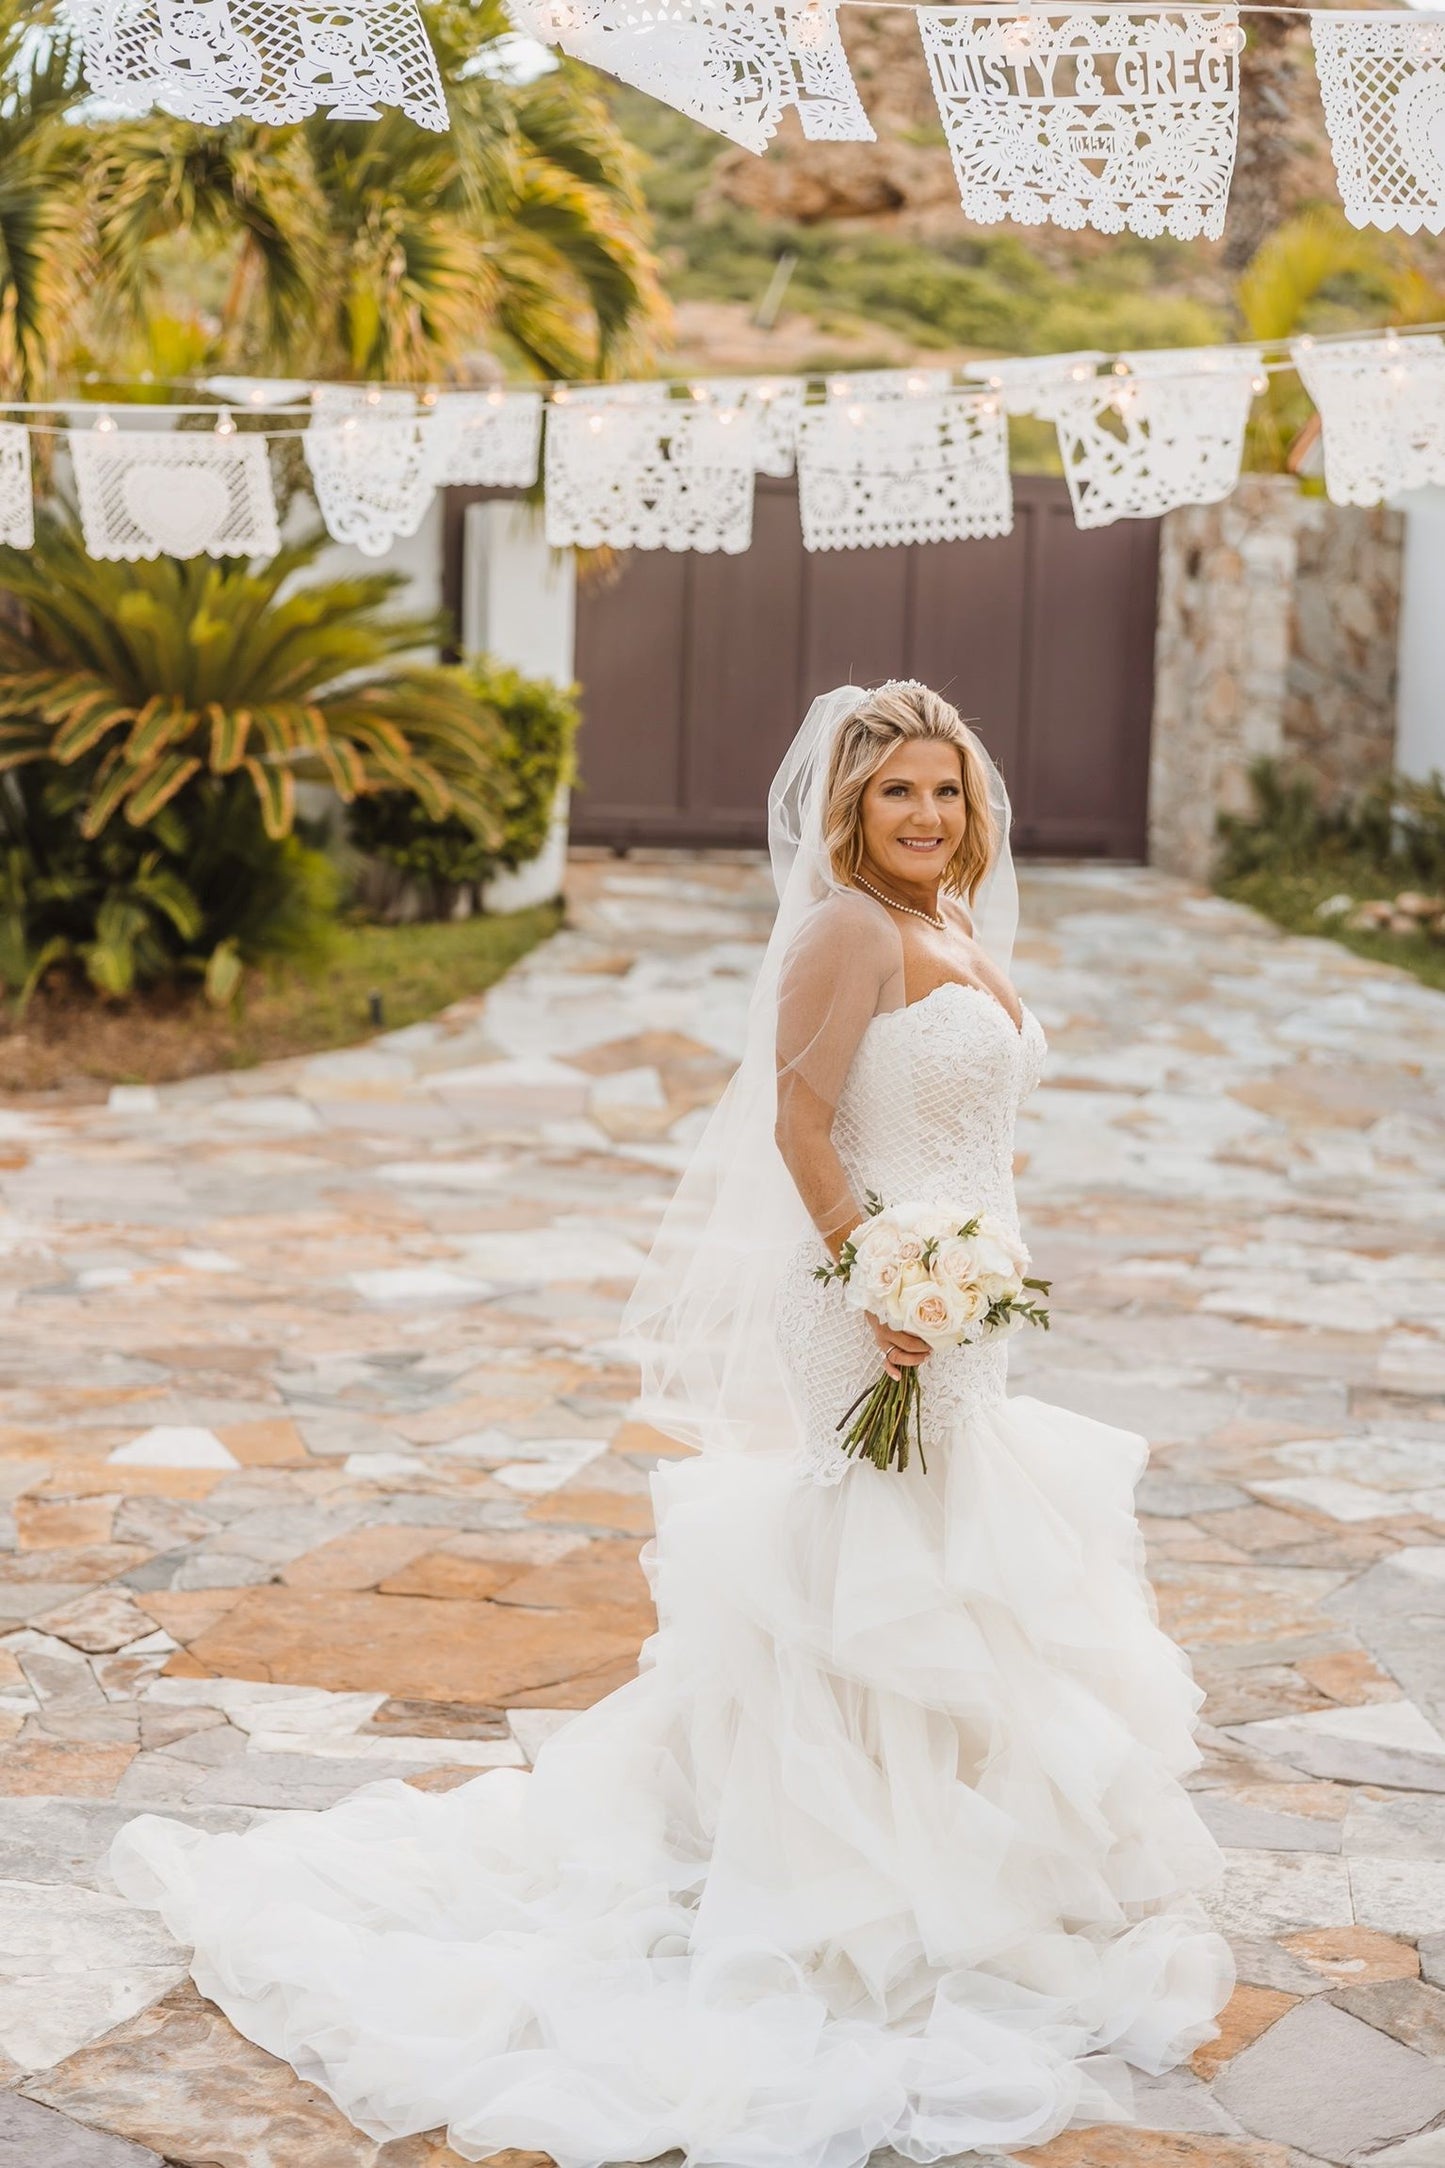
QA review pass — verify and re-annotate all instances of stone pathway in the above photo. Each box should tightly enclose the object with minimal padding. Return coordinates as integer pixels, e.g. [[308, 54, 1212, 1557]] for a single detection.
[[3, 853, 1445, 2168]]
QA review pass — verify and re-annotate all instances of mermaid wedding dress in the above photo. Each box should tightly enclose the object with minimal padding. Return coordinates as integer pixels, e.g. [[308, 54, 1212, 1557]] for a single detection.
[[110, 959, 1233, 2168]]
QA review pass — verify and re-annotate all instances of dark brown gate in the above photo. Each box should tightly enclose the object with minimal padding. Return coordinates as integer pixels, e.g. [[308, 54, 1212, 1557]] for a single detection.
[[568, 475, 1159, 859]]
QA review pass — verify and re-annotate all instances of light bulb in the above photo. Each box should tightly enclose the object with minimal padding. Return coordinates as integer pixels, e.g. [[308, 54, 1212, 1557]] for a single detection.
[[214, 410, 236, 436]]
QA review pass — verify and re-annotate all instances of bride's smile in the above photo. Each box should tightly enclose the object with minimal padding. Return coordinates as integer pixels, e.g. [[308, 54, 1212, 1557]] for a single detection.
[[858, 737, 969, 905]]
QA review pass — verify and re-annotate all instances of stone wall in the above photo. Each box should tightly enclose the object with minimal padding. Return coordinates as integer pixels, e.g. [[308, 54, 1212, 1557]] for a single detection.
[[1149, 475, 1403, 881]]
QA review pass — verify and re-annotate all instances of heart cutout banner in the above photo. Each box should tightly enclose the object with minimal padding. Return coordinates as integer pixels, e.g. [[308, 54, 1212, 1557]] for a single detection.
[[70, 430, 281, 561]]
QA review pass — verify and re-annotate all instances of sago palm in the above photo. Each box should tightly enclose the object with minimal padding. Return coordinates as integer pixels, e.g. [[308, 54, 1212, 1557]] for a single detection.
[[0, 514, 510, 842]]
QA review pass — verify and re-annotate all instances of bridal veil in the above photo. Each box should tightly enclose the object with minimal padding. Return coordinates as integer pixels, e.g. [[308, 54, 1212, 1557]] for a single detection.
[[623, 682, 1019, 1463]]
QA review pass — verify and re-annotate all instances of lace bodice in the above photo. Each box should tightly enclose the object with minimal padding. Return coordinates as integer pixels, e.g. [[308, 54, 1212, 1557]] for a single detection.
[[775, 982, 1048, 1482]]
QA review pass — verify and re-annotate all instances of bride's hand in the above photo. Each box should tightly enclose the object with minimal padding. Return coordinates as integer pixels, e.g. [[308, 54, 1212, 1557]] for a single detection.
[[866, 1311, 931, 1381]]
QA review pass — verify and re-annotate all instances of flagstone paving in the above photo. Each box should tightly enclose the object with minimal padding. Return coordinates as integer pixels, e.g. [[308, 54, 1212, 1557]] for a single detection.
[[3, 851, 1445, 2167]]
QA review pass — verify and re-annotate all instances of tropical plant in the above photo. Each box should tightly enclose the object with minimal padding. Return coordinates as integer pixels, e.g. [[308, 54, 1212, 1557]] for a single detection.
[[1218, 757, 1445, 890], [347, 658, 578, 912], [0, 512, 511, 844], [87, 0, 666, 384], [0, 759, 338, 1006], [1236, 208, 1445, 472], [0, 1, 94, 393]]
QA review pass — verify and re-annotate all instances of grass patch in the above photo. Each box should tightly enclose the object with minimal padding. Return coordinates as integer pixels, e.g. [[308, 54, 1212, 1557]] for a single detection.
[[1213, 762, 1445, 998], [1218, 863, 1445, 996], [1, 901, 563, 1096]]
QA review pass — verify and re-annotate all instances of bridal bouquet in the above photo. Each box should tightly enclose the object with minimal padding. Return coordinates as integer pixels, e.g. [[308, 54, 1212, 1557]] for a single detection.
[[814, 1196, 1050, 1473]]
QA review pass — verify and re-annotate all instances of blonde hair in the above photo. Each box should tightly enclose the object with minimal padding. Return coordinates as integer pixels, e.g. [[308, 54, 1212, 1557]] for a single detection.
[[822, 683, 998, 901]]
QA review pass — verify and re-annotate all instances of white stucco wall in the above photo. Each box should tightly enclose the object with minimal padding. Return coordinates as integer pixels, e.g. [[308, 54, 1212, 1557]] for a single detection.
[[462, 498, 577, 910], [1395, 486, 1445, 782], [460, 497, 575, 681]]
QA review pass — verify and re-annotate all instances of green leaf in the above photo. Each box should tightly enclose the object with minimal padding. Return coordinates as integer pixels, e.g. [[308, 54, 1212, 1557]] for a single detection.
[[208, 704, 253, 772], [51, 695, 136, 764], [133, 861, 204, 942], [243, 756, 295, 839], [79, 751, 139, 838], [122, 754, 203, 826], [124, 696, 195, 766], [204, 937, 244, 1008]]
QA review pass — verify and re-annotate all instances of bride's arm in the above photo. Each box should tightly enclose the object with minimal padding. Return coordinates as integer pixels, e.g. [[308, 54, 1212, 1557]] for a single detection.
[[773, 899, 928, 1376], [774, 1066, 861, 1259]]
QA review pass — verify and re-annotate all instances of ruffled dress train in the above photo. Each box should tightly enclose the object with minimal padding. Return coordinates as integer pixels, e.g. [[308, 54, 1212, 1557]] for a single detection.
[[110, 986, 1233, 2165]]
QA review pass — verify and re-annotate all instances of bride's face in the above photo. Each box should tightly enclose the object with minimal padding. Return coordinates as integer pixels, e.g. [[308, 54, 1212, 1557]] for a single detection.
[[858, 739, 966, 889]]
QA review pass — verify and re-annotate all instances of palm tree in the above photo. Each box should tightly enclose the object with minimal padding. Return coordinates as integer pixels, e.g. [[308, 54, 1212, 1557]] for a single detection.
[[0, 2, 93, 393], [0, 514, 510, 839], [88, 0, 666, 383]]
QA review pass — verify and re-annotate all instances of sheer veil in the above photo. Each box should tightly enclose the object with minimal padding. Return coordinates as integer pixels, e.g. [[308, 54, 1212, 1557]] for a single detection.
[[622, 683, 1018, 1461]]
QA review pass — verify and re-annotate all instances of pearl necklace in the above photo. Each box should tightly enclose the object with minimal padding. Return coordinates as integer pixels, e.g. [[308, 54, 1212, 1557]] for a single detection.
[[852, 874, 946, 930]]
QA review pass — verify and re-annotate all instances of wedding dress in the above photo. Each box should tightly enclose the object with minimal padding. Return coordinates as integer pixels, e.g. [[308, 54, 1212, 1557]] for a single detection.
[[110, 688, 1234, 2167]]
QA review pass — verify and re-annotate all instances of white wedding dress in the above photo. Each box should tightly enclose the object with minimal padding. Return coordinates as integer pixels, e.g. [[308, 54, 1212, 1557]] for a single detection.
[[110, 975, 1234, 2168]]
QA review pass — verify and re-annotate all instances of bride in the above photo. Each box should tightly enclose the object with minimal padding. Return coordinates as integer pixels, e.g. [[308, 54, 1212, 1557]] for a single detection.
[[110, 681, 1234, 2166]]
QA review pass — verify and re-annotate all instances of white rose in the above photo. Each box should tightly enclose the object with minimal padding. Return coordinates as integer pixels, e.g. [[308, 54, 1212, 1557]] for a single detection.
[[975, 1214, 1030, 1273], [972, 1230, 1025, 1300], [846, 1252, 904, 1315], [932, 1236, 981, 1293], [949, 1281, 988, 1328], [851, 1220, 903, 1273], [897, 1280, 961, 1342]]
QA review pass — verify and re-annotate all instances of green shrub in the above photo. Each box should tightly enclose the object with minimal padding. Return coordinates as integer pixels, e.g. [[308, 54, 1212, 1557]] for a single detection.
[[1217, 759, 1445, 888], [0, 763, 339, 1010], [346, 660, 579, 913]]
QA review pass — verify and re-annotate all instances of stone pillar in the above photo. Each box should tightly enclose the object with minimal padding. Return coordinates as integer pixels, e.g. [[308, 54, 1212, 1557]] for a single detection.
[[1149, 477, 1298, 882], [1285, 493, 1402, 788], [1149, 477, 1403, 881]]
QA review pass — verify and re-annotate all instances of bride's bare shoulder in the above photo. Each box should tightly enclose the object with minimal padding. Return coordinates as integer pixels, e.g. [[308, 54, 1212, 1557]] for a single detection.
[[781, 891, 902, 1014], [788, 888, 898, 962]]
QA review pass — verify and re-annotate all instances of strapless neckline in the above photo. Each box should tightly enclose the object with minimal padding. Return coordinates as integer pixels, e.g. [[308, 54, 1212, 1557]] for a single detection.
[[875, 978, 1032, 1042]]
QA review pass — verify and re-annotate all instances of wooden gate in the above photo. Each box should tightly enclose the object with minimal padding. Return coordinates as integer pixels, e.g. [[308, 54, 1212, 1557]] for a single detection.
[[568, 475, 1159, 859]]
